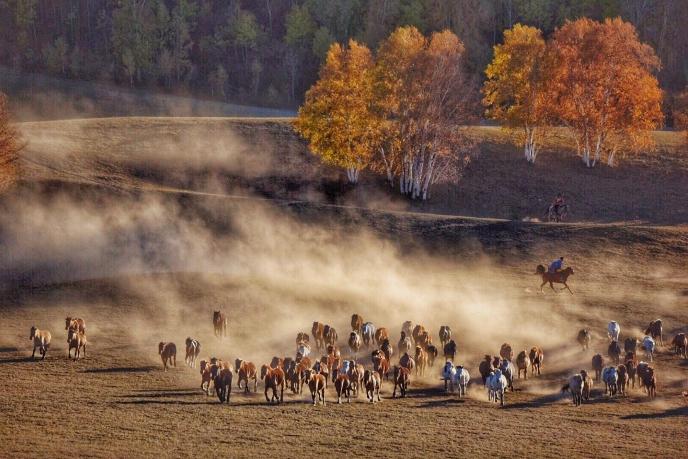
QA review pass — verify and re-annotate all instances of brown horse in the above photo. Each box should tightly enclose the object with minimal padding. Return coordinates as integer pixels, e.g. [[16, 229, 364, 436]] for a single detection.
[[535, 265, 574, 294], [213, 311, 227, 338], [305, 369, 326, 406], [374, 327, 389, 345], [335, 374, 351, 404], [261, 364, 285, 403], [399, 352, 415, 373], [392, 366, 410, 398], [351, 314, 363, 334], [65, 317, 86, 336], [414, 346, 427, 377], [372, 350, 390, 382], [500, 343, 513, 361], [235, 359, 257, 393], [644, 319, 663, 346], [672, 333, 687, 358], [312, 322, 325, 350], [323, 325, 338, 347], [158, 342, 176, 371], [529, 347, 544, 375], [412, 325, 426, 345]]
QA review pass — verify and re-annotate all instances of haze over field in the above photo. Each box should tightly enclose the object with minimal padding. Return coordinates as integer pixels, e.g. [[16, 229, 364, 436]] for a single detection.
[[0, 114, 686, 457], [1, 2, 687, 456]]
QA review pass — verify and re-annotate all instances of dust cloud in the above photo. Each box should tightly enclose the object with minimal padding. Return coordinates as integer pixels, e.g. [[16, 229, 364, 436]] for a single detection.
[[3, 116, 685, 391]]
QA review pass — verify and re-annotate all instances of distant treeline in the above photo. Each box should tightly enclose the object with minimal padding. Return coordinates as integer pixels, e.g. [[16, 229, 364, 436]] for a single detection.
[[1, 1, 687, 110]]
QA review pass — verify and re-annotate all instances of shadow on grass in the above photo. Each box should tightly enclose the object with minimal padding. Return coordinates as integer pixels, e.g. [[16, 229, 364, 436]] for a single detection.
[[116, 400, 215, 406], [621, 406, 688, 420], [83, 365, 157, 373], [0, 346, 18, 352], [0, 356, 39, 364], [417, 398, 467, 408]]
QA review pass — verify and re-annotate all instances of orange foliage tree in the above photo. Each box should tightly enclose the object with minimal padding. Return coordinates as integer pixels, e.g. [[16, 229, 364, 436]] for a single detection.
[[548, 18, 663, 167], [483, 24, 549, 164], [294, 40, 381, 184], [0, 92, 20, 191], [374, 27, 479, 200]]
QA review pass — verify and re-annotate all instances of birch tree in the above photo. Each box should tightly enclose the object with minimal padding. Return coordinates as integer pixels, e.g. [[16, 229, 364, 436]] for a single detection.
[[483, 24, 549, 163], [294, 40, 381, 184], [548, 18, 663, 167], [375, 27, 479, 200]]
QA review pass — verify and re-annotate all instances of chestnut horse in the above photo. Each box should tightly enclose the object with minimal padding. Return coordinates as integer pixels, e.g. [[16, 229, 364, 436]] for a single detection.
[[235, 359, 257, 393], [261, 364, 285, 403], [535, 265, 574, 294], [213, 311, 227, 337]]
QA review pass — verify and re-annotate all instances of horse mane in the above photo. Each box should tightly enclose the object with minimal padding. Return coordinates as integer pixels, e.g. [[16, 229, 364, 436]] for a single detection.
[[535, 265, 545, 274]]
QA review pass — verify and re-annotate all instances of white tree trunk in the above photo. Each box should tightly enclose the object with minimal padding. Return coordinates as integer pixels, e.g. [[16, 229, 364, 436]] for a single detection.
[[379, 147, 394, 186], [346, 167, 359, 184], [524, 127, 538, 163]]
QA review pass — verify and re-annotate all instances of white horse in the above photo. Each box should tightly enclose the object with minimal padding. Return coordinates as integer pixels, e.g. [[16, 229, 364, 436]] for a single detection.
[[442, 361, 456, 391], [487, 369, 508, 406], [453, 365, 470, 397], [499, 359, 515, 391], [361, 322, 376, 348], [602, 366, 618, 396], [296, 342, 311, 359], [607, 321, 621, 342], [642, 336, 655, 362]]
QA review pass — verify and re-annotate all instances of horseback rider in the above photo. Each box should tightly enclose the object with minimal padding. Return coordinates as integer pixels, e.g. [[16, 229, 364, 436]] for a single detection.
[[548, 256, 564, 274], [552, 193, 565, 216]]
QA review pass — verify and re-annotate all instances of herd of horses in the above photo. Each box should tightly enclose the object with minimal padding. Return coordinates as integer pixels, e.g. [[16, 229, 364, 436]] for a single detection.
[[155, 312, 687, 407], [25, 309, 686, 408]]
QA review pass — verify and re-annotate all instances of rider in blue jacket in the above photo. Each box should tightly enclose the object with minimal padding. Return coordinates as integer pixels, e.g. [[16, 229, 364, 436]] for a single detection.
[[548, 256, 564, 273]]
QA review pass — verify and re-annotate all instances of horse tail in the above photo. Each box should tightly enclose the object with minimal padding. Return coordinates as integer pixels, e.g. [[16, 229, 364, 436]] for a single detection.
[[535, 265, 545, 275]]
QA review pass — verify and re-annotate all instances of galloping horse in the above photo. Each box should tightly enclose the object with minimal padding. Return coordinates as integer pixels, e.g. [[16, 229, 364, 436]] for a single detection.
[[535, 265, 574, 294]]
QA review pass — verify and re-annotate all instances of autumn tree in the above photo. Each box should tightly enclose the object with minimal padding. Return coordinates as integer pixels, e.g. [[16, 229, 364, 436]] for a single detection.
[[375, 26, 479, 200], [294, 40, 381, 184], [483, 24, 549, 163], [0, 93, 21, 191], [548, 18, 663, 167]]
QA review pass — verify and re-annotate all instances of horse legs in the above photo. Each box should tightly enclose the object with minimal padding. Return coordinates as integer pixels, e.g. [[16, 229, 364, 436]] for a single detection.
[[564, 282, 573, 294], [539, 281, 547, 293]]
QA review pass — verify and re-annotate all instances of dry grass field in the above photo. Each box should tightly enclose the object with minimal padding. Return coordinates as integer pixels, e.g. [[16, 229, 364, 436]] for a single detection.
[[0, 117, 686, 458]]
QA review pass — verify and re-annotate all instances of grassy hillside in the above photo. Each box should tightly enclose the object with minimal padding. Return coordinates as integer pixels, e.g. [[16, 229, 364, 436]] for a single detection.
[[17, 117, 688, 224], [1, 116, 687, 458]]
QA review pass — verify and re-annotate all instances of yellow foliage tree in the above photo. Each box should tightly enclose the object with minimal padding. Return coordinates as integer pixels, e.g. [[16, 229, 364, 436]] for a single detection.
[[294, 39, 380, 184], [483, 24, 549, 163], [374, 27, 478, 199], [548, 18, 663, 167]]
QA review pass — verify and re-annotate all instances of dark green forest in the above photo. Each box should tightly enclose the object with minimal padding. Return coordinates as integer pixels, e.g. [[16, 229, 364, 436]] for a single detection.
[[1, 0, 687, 110]]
